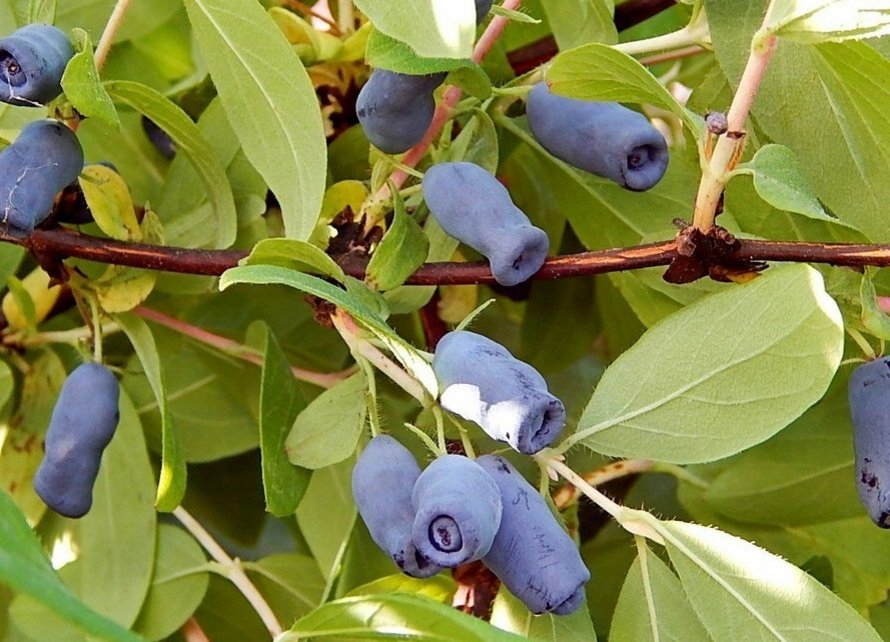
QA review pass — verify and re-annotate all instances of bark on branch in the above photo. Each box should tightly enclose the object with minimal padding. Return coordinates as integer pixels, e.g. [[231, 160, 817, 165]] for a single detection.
[[13, 227, 890, 286]]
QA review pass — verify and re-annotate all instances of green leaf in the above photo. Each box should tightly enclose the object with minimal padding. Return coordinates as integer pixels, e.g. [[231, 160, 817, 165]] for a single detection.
[[539, 0, 617, 49], [654, 518, 882, 641], [733, 144, 832, 221], [61, 29, 119, 127], [704, 374, 861, 526], [286, 372, 367, 470], [183, 0, 327, 241], [0, 349, 65, 524], [490, 587, 598, 641], [244, 553, 325, 620], [79, 389, 157, 627], [572, 265, 844, 463], [295, 456, 358, 579], [104, 80, 237, 248], [155, 98, 262, 250], [609, 545, 710, 642], [117, 313, 187, 511], [610, 264, 722, 328], [133, 524, 210, 641], [0, 490, 146, 642], [27, 0, 55, 23], [123, 320, 263, 463], [860, 271, 890, 340], [283, 592, 529, 641], [353, 0, 476, 59], [761, 0, 890, 44], [367, 191, 429, 291], [259, 324, 311, 516], [79, 164, 141, 241], [241, 238, 347, 283], [545, 43, 701, 138], [346, 573, 456, 603], [366, 28, 472, 74]]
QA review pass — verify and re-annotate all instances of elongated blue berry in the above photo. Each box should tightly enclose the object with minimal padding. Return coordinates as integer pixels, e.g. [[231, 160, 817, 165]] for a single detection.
[[352, 435, 443, 577], [34, 363, 120, 518], [0, 119, 84, 236], [478, 454, 590, 615], [433, 331, 566, 454], [411, 455, 502, 567], [423, 162, 550, 286], [0, 25, 73, 106], [527, 83, 669, 191], [849, 357, 890, 528], [356, 70, 446, 154]]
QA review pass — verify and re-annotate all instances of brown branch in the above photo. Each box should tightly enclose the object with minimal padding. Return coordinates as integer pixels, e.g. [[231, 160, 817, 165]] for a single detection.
[[506, 0, 677, 74], [12, 227, 890, 286]]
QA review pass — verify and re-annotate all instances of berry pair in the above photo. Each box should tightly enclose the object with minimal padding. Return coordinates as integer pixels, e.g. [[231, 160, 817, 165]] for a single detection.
[[352, 436, 589, 615], [352, 438, 500, 577], [34, 363, 121, 519]]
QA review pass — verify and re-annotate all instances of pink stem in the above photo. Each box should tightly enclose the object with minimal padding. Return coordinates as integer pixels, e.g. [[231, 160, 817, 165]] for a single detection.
[[133, 306, 349, 388]]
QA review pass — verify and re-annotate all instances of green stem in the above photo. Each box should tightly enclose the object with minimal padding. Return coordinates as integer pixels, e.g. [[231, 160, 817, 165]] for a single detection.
[[847, 327, 877, 361], [173, 507, 283, 638], [90, 297, 103, 363], [614, 22, 709, 57]]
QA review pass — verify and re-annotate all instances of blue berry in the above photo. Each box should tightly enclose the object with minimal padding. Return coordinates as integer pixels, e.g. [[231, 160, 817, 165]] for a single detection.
[[475, 0, 494, 22], [527, 83, 669, 191], [0, 25, 73, 107], [433, 331, 566, 454], [0, 119, 84, 236], [477, 454, 590, 615], [849, 357, 890, 528], [356, 69, 446, 154], [34, 363, 121, 518], [422, 162, 550, 286], [352, 435, 443, 578], [411, 454, 502, 567]]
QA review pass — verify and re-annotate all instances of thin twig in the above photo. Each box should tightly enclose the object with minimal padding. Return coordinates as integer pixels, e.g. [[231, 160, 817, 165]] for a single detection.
[[94, 0, 135, 72], [181, 618, 211, 642], [640, 45, 706, 66], [552, 459, 654, 510], [19, 228, 890, 285], [173, 507, 283, 638], [133, 305, 350, 389], [331, 310, 428, 403], [692, 34, 778, 232], [543, 456, 622, 519]]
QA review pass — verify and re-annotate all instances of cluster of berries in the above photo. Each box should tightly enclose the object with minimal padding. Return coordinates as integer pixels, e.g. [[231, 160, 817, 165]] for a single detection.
[[0, 24, 83, 237], [354, 438, 589, 615], [353, 330, 588, 615]]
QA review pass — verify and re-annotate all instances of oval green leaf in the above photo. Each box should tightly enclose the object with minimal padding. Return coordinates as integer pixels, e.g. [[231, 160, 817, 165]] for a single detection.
[[183, 0, 327, 241], [570, 265, 844, 463]]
